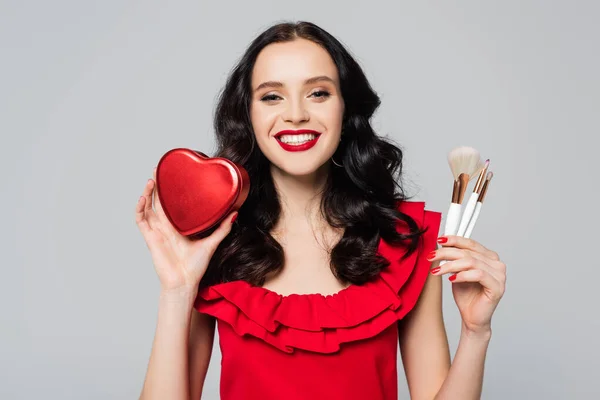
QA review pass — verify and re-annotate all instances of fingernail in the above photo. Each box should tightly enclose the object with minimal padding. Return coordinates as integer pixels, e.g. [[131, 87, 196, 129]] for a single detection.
[[426, 251, 436, 261], [437, 237, 448, 244], [230, 213, 238, 224], [430, 267, 441, 274], [449, 274, 457, 282]]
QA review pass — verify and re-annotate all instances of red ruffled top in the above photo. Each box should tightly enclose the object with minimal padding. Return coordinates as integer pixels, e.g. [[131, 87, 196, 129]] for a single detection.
[[194, 201, 441, 400]]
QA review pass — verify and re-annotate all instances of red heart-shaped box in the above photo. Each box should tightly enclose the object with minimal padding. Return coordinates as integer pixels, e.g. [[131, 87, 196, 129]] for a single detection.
[[155, 148, 250, 237]]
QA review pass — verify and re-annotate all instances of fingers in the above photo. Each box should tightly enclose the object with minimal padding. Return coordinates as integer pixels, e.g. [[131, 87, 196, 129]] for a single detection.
[[204, 211, 238, 250], [136, 178, 159, 231], [438, 235, 500, 261], [430, 254, 501, 282], [428, 249, 506, 301], [152, 167, 167, 218], [450, 268, 505, 302], [144, 179, 155, 216], [135, 195, 152, 235], [144, 167, 180, 239], [428, 247, 504, 281]]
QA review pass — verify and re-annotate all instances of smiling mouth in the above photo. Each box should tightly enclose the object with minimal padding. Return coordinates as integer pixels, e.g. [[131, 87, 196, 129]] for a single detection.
[[276, 133, 319, 145]]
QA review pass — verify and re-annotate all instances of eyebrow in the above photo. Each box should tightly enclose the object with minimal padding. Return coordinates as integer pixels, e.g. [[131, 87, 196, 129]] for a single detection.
[[253, 75, 336, 92]]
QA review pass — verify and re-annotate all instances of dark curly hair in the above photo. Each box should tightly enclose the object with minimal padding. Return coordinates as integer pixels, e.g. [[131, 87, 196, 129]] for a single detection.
[[200, 21, 426, 289]]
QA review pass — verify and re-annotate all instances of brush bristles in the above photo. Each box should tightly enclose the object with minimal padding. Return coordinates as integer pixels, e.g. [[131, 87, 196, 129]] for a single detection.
[[448, 146, 484, 181]]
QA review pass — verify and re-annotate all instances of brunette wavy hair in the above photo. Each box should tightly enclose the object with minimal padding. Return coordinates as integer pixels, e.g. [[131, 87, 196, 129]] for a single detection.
[[200, 21, 426, 289]]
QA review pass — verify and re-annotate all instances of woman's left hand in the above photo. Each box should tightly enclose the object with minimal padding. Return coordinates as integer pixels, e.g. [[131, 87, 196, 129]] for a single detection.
[[427, 235, 506, 335]]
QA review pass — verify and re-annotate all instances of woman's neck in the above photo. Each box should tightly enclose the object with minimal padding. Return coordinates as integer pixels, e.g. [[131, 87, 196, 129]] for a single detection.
[[270, 163, 330, 233]]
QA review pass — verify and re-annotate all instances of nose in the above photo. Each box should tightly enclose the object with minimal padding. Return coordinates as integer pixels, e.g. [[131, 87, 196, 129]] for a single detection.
[[282, 99, 309, 124]]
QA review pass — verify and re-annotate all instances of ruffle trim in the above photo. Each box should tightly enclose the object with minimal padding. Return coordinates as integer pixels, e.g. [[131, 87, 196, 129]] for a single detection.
[[194, 201, 441, 354]]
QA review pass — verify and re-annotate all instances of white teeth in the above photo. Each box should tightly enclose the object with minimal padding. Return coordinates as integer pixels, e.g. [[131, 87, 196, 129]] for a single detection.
[[278, 134, 317, 144]]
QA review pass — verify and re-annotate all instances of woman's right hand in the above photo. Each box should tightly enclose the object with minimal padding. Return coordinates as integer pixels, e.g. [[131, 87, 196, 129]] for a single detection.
[[135, 167, 237, 294]]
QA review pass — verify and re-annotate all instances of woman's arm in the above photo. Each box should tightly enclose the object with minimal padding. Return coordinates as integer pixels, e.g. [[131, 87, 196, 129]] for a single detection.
[[432, 327, 490, 400], [398, 260, 451, 400], [189, 310, 216, 399], [139, 287, 215, 400], [135, 169, 233, 399], [399, 259, 492, 400]]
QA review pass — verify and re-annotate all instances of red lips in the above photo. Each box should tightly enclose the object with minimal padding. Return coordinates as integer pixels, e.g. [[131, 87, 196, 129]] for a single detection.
[[155, 148, 250, 236], [274, 129, 321, 138], [274, 129, 321, 152]]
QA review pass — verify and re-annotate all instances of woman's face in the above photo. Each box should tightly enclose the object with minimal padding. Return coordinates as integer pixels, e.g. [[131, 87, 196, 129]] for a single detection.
[[250, 38, 345, 177]]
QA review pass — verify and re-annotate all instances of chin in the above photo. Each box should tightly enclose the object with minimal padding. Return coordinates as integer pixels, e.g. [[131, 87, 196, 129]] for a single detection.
[[272, 158, 330, 177]]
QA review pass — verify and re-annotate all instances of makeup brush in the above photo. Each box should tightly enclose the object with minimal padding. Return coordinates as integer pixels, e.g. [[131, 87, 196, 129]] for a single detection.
[[439, 147, 484, 266], [443, 147, 484, 236], [456, 159, 490, 237], [464, 171, 493, 239]]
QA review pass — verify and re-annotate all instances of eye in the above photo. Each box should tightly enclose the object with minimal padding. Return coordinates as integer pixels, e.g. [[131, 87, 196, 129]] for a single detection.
[[310, 90, 331, 99], [260, 94, 282, 102]]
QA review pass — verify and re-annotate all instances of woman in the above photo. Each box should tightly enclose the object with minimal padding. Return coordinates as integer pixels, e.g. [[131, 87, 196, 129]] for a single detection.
[[135, 21, 506, 400]]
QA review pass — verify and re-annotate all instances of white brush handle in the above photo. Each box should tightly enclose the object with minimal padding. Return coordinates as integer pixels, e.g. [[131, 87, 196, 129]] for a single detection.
[[444, 202, 462, 236], [456, 192, 478, 237], [440, 202, 462, 266], [464, 202, 482, 239]]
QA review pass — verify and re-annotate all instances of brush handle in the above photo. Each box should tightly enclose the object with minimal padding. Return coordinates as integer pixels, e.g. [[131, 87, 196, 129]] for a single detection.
[[456, 192, 478, 237], [440, 202, 462, 266], [444, 202, 462, 236], [464, 202, 482, 239]]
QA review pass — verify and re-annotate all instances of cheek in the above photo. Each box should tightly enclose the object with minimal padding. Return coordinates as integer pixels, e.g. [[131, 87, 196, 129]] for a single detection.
[[316, 99, 344, 129], [250, 104, 277, 137]]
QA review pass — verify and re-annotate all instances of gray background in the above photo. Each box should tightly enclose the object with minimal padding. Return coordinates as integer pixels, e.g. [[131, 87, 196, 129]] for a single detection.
[[2, 0, 598, 399]]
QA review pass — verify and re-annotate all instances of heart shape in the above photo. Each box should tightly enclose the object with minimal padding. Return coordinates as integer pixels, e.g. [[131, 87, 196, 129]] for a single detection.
[[155, 148, 250, 236]]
